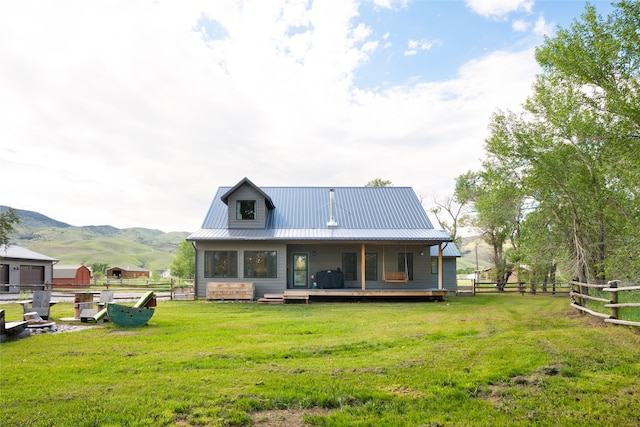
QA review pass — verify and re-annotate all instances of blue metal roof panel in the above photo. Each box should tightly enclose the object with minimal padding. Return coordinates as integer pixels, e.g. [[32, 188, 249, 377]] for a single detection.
[[200, 186, 435, 230], [188, 184, 453, 243], [430, 243, 462, 257]]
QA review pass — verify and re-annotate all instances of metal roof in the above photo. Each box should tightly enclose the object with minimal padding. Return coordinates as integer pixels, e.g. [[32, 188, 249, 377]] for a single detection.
[[220, 177, 276, 209], [190, 185, 453, 243], [430, 242, 462, 258], [108, 266, 150, 272], [53, 265, 89, 278], [0, 245, 59, 262]]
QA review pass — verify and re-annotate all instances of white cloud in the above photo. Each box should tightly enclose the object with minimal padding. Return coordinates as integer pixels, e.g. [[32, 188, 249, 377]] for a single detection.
[[404, 39, 438, 56], [0, 0, 541, 232], [466, 0, 534, 19], [512, 19, 530, 32], [533, 15, 553, 36], [373, 0, 409, 10]]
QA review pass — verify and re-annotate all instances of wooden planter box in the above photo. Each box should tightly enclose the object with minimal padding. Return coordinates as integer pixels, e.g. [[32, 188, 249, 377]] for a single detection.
[[207, 282, 255, 301], [173, 286, 195, 301]]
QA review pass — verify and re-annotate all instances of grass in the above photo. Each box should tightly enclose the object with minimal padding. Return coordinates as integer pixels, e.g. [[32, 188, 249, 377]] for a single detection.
[[1, 295, 640, 426]]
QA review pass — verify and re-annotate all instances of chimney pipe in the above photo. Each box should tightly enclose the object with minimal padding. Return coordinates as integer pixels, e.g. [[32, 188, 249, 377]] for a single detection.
[[327, 188, 338, 227]]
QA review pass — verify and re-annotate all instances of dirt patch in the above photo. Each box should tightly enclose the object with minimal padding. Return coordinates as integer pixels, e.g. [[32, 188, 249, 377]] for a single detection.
[[382, 384, 426, 398], [251, 408, 332, 426], [56, 324, 95, 333]]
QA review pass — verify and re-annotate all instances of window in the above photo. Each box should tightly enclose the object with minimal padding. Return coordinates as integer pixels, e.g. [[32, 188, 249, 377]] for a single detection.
[[236, 200, 256, 220], [431, 258, 438, 274], [365, 253, 377, 281], [204, 251, 238, 278], [244, 251, 277, 278], [342, 253, 357, 281], [398, 253, 414, 280]]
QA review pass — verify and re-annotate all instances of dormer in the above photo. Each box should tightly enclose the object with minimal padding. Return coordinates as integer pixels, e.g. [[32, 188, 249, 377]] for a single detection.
[[221, 177, 275, 229]]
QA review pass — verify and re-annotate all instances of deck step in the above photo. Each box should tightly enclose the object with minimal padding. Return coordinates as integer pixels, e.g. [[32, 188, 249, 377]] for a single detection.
[[283, 293, 310, 304], [257, 294, 285, 304]]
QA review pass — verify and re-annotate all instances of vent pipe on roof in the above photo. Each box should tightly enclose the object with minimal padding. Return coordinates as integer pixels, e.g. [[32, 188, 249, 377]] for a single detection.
[[327, 188, 338, 227]]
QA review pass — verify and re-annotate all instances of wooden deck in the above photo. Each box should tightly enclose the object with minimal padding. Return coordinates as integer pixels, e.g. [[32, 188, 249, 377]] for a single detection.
[[283, 288, 449, 303]]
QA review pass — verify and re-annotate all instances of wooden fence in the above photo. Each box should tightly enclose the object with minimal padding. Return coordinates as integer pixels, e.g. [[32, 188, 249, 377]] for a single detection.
[[472, 281, 570, 294], [570, 280, 640, 327]]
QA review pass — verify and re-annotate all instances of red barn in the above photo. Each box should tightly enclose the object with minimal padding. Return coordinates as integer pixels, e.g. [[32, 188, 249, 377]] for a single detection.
[[106, 266, 150, 280], [52, 265, 92, 287]]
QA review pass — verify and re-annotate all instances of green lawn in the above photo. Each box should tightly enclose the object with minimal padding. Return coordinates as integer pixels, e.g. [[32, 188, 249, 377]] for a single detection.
[[1, 295, 639, 426]]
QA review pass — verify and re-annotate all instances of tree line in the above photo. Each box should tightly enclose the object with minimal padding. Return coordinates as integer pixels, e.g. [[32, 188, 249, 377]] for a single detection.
[[436, 2, 640, 286]]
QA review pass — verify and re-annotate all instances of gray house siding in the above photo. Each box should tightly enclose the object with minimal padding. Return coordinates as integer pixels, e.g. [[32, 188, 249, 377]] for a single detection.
[[431, 258, 457, 293], [195, 241, 286, 298], [226, 184, 268, 229], [195, 242, 449, 298]]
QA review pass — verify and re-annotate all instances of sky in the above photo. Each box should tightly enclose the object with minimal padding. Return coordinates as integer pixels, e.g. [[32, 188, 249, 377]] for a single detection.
[[0, 0, 616, 233]]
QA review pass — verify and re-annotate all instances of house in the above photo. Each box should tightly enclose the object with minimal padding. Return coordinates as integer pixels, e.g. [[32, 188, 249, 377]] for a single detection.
[[187, 178, 455, 301], [0, 245, 59, 293], [156, 269, 171, 279], [52, 265, 92, 287], [106, 266, 150, 280]]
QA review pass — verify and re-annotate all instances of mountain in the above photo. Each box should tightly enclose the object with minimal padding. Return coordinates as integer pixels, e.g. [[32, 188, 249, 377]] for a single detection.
[[1, 206, 189, 271]]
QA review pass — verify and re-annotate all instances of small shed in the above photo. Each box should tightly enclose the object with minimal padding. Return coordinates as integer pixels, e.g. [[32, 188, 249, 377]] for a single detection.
[[106, 266, 150, 280], [53, 265, 92, 287]]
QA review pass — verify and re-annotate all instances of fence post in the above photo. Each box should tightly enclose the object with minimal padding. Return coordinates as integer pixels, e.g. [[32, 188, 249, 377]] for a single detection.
[[608, 280, 619, 320]]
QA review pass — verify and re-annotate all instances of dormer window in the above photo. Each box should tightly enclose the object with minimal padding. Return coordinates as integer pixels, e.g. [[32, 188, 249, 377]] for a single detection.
[[236, 200, 256, 220]]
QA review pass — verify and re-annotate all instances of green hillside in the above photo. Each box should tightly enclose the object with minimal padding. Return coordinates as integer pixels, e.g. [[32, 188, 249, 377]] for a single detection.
[[456, 235, 493, 273], [1, 206, 189, 272]]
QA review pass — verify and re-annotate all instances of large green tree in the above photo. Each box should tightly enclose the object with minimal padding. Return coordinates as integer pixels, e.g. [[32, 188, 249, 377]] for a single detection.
[[171, 240, 195, 280], [464, 2, 640, 283], [530, 1, 639, 281], [456, 157, 524, 290]]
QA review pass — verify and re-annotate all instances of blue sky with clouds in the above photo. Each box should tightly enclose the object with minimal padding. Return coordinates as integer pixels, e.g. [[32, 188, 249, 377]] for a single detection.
[[0, 0, 616, 232]]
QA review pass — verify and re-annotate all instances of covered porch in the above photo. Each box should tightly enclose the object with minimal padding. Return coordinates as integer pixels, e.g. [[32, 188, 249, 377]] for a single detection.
[[285, 241, 452, 294]]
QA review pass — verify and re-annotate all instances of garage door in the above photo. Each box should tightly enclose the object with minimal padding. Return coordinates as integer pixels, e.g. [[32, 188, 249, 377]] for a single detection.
[[20, 265, 44, 284]]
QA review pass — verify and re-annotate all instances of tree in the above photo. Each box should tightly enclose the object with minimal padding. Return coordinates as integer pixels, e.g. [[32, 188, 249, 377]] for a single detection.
[[535, 1, 640, 132], [455, 162, 524, 291], [430, 194, 469, 248], [171, 240, 195, 280], [0, 207, 20, 247], [461, 2, 640, 284], [532, 1, 640, 280], [365, 178, 392, 187], [90, 263, 109, 279]]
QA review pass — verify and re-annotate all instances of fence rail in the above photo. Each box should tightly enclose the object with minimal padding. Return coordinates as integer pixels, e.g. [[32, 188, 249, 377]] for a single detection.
[[471, 281, 570, 294], [570, 280, 640, 328]]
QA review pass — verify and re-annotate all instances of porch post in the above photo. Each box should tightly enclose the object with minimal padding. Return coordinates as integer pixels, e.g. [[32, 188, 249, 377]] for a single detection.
[[361, 243, 366, 290], [438, 243, 443, 290]]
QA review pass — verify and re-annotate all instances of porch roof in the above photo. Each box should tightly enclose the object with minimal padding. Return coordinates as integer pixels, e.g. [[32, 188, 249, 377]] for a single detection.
[[188, 227, 452, 242]]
